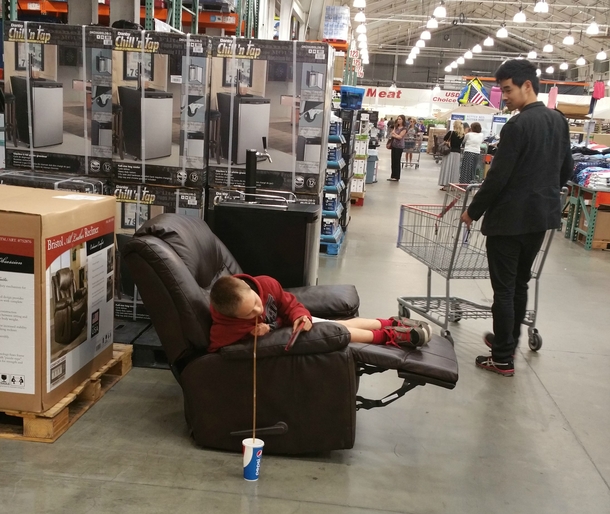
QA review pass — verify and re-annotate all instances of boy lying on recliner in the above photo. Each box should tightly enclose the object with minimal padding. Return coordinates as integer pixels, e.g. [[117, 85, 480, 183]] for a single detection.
[[208, 274, 431, 352]]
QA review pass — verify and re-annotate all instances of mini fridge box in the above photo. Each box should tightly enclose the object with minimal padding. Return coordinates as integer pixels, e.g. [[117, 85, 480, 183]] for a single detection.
[[0, 185, 115, 412], [208, 165, 322, 194], [4, 22, 114, 177], [0, 170, 107, 194], [113, 182, 204, 320], [111, 29, 210, 187]]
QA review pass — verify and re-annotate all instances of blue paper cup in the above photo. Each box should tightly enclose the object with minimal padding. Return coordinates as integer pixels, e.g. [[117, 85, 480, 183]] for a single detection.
[[242, 438, 264, 481]]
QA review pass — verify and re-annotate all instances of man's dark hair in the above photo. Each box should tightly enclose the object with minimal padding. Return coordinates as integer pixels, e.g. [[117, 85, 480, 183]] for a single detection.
[[495, 59, 539, 95], [470, 122, 482, 133]]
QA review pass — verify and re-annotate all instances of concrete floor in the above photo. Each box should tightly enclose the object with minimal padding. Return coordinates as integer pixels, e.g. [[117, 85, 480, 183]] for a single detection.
[[2, 150, 610, 513]]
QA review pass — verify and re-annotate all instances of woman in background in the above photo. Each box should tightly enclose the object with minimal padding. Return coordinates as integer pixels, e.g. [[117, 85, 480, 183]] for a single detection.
[[438, 120, 465, 190], [404, 118, 419, 166], [459, 122, 485, 183], [388, 115, 407, 181]]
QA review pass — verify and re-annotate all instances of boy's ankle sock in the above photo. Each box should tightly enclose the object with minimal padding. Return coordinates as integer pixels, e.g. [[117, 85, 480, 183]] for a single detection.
[[371, 329, 389, 344], [376, 318, 394, 328]]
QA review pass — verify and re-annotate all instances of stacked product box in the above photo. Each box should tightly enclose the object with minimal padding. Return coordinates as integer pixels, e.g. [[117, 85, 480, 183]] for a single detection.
[[323, 6, 351, 41], [0, 170, 108, 194], [0, 185, 115, 412], [351, 134, 369, 197]]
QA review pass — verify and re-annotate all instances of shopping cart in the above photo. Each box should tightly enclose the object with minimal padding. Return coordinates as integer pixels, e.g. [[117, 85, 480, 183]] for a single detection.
[[396, 183, 556, 351], [432, 135, 443, 164], [402, 133, 424, 169]]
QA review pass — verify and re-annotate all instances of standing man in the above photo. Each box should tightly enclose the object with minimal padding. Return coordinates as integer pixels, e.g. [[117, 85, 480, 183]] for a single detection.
[[460, 59, 573, 377]]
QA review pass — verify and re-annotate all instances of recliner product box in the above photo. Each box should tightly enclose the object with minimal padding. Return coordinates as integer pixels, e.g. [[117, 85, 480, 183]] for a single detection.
[[3, 21, 114, 177], [111, 30, 209, 188], [113, 182, 204, 320], [0, 185, 115, 412]]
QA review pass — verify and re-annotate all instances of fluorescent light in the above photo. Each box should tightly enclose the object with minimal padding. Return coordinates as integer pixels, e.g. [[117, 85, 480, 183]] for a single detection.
[[472, 44, 482, 53], [513, 7, 526, 23], [534, 0, 549, 13], [457, 56, 465, 64], [450, 61, 458, 69], [416, 39, 426, 48], [576, 55, 586, 65], [563, 32, 574, 45], [433, 2, 446, 19], [389, 82, 397, 92], [586, 21, 599, 36], [543, 43, 553, 53], [464, 50, 473, 59], [427, 17, 438, 29], [357, 33, 367, 42], [363, 58, 369, 64], [356, 24, 367, 34], [528, 50, 537, 59], [444, 65, 452, 72], [354, 11, 366, 23], [546, 66, 554, 74], [597, 49, 607, 60], [421, 30, 432, 40], [353, 0, 366, 8], [484, 36, 494, 47], [560, 61, 568, 70], [433, 84, 441, 92], [412, 46, 420, 55], [536, 68, 542, 77], [406, 58, 414, 65], [496, 25, 508, 38]]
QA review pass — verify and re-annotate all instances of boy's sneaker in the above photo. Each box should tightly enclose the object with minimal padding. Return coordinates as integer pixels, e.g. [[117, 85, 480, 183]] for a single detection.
[[475, 355, 514, 377], [385, 326, 428, 349], [391, 317, 432, 344], [483, 332, 515, 358]]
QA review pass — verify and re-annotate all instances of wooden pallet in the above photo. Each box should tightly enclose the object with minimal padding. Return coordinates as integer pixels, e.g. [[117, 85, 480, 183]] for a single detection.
[[0, 344, 133, 443]]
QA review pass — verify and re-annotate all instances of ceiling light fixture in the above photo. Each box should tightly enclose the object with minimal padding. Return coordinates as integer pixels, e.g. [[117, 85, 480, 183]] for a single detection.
[[358, 40, 367, 49], [464, 50, 473, 59], [576, 55, 586, 65], [536, 68, 542, 77], [363, 58, 369, 65], [546, 65, 554, 74], [433, 1, 446, 19], [444, 65, 452, 72], [528, 49, 537, 59], [450, 61, 458, 69], [427, 16, 439, 29], [560, 61, 569, 70], [513, 7, 526, 23], [563, 32, 574, 45], [496, 24, 508, 38], [534, 0, 549, 13], [416, 39, 426, 48], [457, 56, 465, 64], [586, 21, 599, 36], [597, 49, 607, 60], [353, 0, 366, 8], [357, 33, 367, 42], [354, 10, 366, 23], [543, 43, 553, 53], [473, 44, 482, 53], [484, 36, 494, 46], [389, 82, 397, 92], [421, 30, 432, 40], [412, 46, 420, 55], [433, 84, 441, 92], [356, 24, 367, 34], [406, 58, 414, 65]]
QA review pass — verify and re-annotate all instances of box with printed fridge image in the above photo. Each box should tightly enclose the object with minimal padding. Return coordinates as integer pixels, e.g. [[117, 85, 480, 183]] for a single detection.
[[207, 37, 334, 194], [3, 22, 114, 177], [111, 30, 209, 188], [112, 182, 204, 320], [0, 185, 115, 413], [0, 169, 108, 194]]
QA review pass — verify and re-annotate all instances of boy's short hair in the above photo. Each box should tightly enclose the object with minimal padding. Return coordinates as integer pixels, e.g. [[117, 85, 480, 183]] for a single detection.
[[210, 276, 251, 317]]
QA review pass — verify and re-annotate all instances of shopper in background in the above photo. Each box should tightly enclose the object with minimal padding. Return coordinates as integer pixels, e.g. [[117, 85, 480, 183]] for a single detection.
[[416, 118, 426, 134], [387, 117, 394, 139], [459, 122, 485, 183], [388, 115, 407, 181], [404, 118, 419, 166], [377, 118, 386, 141], [438, 120, 465, 190], [460, 59, 574, 377], [463, 122, 471, 134]]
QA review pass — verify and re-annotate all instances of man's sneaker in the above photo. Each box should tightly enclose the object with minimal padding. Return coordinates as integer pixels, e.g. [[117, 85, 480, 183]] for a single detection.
[[483, 332, 515, 358], [391, 317, 432, 344], [385, 326, 428, 349], [475, 355, 514, 377]]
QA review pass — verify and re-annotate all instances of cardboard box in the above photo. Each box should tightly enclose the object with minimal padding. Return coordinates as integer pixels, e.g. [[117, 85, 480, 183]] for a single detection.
[[113, 183, 204, 320], [111, 30, 209, 187], [4, 22, 114, 177], [0, 185, 115, 412], [578, 208, 610, 241]]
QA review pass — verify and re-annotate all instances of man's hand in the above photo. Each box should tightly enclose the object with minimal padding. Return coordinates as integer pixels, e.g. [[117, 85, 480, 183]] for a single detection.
[[293, 315, 312, 332], [250, 323, 271, 337], [461, 210, 473, 229]]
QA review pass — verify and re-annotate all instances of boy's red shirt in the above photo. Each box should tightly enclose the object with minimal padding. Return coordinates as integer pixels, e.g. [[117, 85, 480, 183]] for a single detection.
[[208, 274, 311, 352]]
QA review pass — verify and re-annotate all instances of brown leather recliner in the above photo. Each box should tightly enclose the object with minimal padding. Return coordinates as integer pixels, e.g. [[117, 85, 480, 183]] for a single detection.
[[122, 214, 459, 454], [52, 268, 87, 345]]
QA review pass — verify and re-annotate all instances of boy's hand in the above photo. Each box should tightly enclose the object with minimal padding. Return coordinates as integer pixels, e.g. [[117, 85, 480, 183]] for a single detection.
[[294, 315, 312, 332], [250, 323, 270, 336]]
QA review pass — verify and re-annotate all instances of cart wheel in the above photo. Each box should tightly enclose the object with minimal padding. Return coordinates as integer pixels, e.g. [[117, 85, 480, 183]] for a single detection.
[[528, 330, 543, 352], [398, 305, 411, 319], [449, 302, 463, 323], [415, 164, 419, 169], [442, 330, 454, 346]]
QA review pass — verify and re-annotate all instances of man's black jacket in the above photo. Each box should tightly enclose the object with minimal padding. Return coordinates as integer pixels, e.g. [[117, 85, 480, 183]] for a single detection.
[[467, 101, 574, 236]]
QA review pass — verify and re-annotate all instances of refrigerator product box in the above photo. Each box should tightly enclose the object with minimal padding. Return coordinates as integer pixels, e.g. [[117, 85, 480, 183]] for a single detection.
[[113, 183, 204, 320], [0, 185, 115, 412], [0, 170, 107, 194], [3, 22, 114, 177], [207, 167, 322, 195], [111, 30, 209, 188], [208, 37, 333, 194]]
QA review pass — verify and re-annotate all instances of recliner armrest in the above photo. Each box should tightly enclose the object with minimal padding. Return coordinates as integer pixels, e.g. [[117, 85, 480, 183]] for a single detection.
[[286, 284, 360, 320], [73, 288, 87, 302], [219, 322, 350, 360]]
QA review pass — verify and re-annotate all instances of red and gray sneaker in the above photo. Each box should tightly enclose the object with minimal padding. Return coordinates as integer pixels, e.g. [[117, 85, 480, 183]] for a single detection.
[[391, 317, 432, 344], [385, 326, 428, 349], [475, 355, 514, 377]]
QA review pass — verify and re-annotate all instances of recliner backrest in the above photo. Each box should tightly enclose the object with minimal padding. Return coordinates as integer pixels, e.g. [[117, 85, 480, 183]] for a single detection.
[[55, 268, 75, 301], [122, 214, 242, 367]]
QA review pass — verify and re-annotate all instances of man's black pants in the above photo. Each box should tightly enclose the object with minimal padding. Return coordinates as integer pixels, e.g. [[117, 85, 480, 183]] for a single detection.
[[485, 231, 546, 362]]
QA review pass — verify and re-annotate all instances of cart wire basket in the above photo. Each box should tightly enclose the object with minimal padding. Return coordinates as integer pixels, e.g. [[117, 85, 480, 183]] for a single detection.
[[396, 183, 556, 350], [401, 133, 424, 169]]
